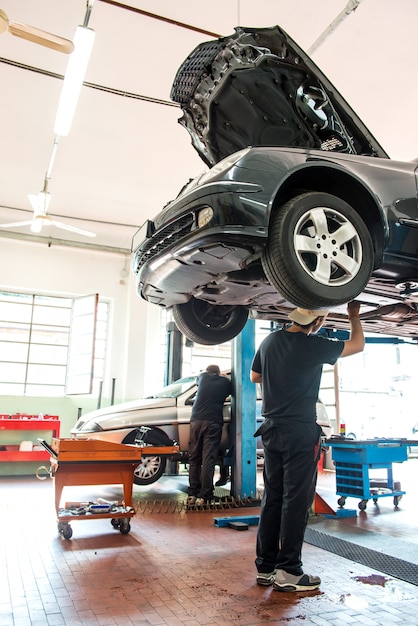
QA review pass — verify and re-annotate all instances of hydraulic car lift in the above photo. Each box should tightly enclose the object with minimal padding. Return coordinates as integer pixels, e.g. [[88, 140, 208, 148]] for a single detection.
[[231, 319, 258, 499]]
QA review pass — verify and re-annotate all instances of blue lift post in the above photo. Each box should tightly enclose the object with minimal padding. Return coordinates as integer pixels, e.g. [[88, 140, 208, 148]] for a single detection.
[[231, 319, 257, 499]]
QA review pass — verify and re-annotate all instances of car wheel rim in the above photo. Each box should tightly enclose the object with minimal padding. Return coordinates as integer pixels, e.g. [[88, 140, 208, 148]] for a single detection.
[[293, 206, 363, 286], [134, 456, 161, 480]]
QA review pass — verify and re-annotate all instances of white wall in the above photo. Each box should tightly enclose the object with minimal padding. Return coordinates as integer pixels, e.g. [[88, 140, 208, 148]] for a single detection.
[[0, 237, 163, 443]]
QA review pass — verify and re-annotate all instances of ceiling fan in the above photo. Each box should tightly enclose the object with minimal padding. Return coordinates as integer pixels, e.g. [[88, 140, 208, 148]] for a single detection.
[[0, 180, 96, 238], [0, 8, 74, 53]]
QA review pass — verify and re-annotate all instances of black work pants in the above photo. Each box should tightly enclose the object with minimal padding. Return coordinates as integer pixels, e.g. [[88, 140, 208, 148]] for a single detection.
[[255, 418, 322, 575], [188, 420, 223, 500]]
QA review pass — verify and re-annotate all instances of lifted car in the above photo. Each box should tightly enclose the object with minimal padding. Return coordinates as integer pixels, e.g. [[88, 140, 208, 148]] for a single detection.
[[132, 25, 418, 345]]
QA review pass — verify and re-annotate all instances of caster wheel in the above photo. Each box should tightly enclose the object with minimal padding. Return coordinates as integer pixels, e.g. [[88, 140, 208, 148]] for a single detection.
[[337, 497, 346, 508], [373, 498, 378, 505], [393, 496, 400, 507], [111, 518, 120, 528], [358, 500, 367, 511], [62, 524, 73, 540], [119, 519, 131, 535]]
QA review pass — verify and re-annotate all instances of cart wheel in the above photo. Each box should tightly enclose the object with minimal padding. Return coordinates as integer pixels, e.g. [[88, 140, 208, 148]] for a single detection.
[[337, 497, 346, 508], [393, 496, 400, 507], [119, 519, 131, 535], [358, 500, 368, 511], [111, 518, 120, 528], [62, 524, 73, 540], [373, 498, 378, 505]]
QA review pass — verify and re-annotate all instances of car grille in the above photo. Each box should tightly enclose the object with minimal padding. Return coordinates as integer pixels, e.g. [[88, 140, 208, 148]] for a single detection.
[[134, 213, 194, 271]]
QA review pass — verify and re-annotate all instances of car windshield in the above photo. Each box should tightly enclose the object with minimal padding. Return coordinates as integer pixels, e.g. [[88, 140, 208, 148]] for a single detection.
[[145, 376, 197, 399]]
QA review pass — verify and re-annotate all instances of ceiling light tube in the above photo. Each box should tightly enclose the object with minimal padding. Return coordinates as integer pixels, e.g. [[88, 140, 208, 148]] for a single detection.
[[53, 25, 95, 136]]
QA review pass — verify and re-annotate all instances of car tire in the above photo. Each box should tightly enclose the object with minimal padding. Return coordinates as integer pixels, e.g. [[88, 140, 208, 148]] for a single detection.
[[172, 298, 248, 345], [123, 429, 168, 486], [262, 192, 374, 308], [133, 454, 166, 486]]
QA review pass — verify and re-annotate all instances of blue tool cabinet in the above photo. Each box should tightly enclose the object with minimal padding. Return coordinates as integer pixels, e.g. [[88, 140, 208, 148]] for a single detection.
[[326, 438, 410, 511]]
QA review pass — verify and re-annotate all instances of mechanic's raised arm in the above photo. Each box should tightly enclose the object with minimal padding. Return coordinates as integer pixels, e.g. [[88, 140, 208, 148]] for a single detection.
[[340, 301, 365, 357]]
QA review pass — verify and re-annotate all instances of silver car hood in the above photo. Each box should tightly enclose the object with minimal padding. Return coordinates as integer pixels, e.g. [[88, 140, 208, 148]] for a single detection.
[[72, 396, 177, 432]]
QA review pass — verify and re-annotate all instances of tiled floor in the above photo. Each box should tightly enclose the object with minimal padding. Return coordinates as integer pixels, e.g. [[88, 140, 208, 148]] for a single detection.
[[1, 458, 418, 626]]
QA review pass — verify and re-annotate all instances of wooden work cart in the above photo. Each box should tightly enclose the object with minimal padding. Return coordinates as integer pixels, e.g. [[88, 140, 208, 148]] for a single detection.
[[42, 437, 179, 539]]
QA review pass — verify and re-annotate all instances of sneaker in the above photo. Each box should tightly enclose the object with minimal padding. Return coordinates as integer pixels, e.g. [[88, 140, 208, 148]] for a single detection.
[[273, 570, 321, 592], [256, 571, 276, 586], [215, 477, 230, 486]]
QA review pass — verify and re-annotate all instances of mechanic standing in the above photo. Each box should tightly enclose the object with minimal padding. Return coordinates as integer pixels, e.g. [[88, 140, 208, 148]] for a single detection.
[[250, 302, 364, 591], [187, 365, 232, 504]]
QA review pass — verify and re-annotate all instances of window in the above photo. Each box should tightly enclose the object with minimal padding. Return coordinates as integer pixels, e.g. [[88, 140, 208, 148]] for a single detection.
[[0, 291, 108, 397]]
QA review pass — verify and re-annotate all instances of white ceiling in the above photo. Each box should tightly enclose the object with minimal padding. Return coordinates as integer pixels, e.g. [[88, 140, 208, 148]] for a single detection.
[[0, 0, 417, 252]]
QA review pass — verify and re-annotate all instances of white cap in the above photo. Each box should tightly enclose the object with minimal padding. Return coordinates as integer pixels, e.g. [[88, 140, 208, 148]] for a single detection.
[[288, 308, 329, 325]]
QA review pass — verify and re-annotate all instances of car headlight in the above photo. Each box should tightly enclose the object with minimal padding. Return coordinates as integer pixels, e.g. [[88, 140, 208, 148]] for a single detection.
[[197, 206, 214, 228]]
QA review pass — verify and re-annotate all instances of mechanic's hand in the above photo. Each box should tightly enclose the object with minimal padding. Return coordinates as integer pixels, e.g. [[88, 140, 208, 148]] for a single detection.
[[347, 300, 361, 318]]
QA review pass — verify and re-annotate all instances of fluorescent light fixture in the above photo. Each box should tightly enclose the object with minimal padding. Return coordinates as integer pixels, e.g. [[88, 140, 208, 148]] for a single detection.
[[53, 26, 95, 136]]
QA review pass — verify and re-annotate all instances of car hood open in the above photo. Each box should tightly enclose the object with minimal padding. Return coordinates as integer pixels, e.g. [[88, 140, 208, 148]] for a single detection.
[[170, 25, 388, 167]]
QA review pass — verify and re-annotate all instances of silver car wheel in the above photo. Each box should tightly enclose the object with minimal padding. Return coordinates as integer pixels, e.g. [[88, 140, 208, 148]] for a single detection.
[[262, 192, 374, 308], [133, 455, 165, 485], [294, 206, 363, 286]]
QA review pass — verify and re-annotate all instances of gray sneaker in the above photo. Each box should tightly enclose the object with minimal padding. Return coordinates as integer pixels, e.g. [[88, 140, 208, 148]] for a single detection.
[[273, 570, 321, 592], [256, 571, 276, 586]]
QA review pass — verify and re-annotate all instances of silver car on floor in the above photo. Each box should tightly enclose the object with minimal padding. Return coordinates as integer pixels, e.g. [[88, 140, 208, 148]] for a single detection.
[[71, 374, 332, 485]]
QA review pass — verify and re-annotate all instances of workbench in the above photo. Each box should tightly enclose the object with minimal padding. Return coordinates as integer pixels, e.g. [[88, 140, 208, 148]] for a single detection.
[[42, 437, 179, 539], [326, 437, 418, 511]]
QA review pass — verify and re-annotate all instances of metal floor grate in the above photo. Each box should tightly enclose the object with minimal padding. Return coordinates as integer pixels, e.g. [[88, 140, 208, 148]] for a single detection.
[[304, 527, 418, 586]]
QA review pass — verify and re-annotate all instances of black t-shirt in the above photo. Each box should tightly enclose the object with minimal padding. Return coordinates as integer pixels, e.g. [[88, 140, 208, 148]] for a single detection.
[[251, 329, 344, 422], [190, 371, 233, 424]]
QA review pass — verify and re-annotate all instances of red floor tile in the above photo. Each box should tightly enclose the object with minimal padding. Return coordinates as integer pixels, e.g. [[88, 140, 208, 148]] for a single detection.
[[0, 462, 417, 625]]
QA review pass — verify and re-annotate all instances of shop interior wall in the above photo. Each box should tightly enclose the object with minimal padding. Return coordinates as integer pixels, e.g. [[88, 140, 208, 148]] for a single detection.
[[0, 237, 163, 474]]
